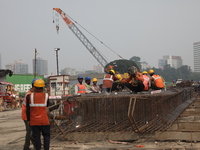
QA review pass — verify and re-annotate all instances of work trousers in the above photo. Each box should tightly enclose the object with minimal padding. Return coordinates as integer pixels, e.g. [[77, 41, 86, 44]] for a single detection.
[[32, 125, 50, 150], [23, 120, 32, 150], [124, 80, 144, 93]]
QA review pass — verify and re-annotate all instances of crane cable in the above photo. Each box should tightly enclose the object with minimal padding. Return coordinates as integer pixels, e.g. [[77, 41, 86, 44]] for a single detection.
[[58, 11, 124, 60]]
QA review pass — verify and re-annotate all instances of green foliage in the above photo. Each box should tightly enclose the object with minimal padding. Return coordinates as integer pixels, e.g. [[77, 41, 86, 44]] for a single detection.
[[143, 65, 200, 82], [129, 56, 142, 70]]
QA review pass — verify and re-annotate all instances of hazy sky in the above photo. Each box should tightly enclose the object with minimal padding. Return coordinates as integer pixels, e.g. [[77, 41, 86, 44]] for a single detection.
[[1, 0, 200, 75]]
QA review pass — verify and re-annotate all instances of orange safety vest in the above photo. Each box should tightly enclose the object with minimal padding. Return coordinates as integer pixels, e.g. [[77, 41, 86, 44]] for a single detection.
[[29, 92, 49, 126], [143, 75, 150, 91], [102, 74, 113, 88], [152, 74, 164, 88], [21, 90, 32, 121], [76, 83, 86, 93]]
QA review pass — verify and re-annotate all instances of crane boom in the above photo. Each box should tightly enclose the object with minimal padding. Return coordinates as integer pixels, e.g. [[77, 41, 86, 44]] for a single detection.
[[53, 8, 108, 67]]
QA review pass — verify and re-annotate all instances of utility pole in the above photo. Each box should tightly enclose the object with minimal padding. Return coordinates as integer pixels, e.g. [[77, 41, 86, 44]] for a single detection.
[[34, 48, 37, 78], [54, 48, 60, 75]]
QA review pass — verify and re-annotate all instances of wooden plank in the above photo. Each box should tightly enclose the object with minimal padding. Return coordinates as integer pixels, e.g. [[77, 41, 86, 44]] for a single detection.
[[178, 122, 200, 131], [58, 132, 138, 141], [156, 131, 200, 141]]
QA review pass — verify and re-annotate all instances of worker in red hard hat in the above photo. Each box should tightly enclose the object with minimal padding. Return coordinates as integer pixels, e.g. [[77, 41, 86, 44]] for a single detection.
[[74, 75, 86, 95], [120, 66, 144, 94], [91, 78, 101, 93]]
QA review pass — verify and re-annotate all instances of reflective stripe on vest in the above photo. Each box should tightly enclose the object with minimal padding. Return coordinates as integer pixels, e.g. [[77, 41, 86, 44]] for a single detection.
[[30, 93, 48, 107], [76, 83, 86, 93], [103, 75, 113, 81], [152, 76, 161, 81]]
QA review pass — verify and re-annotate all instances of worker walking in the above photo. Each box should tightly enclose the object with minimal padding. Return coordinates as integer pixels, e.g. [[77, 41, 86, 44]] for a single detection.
[[74, 75, 86, 95], [26, 79, 50, 150], [120, 66, 144, 94], [102, 70, 116, 93], [22, 78, 38, 150], [148, 69, 164, 90], [91, 78, 101, 93], [142, 71, 150, 91]]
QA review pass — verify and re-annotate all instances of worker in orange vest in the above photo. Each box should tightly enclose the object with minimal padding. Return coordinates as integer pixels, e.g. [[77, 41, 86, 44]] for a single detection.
[[74, 75, 87, 95], [142, 71, 150, 91], [21, 78, 38, 150], [102, 70, 117, 93], [148, 69, 164, 90], [120, 66, 144, 94], [26, 79, 50, 150]]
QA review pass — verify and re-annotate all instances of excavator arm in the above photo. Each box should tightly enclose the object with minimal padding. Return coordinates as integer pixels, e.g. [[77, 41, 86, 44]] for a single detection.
[[53, 8, 108, 67]]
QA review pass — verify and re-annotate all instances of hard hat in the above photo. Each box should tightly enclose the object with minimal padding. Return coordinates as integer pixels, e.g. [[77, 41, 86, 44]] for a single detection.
[[77, 75, 83, 79], [110, 70, 115, 74], [85, 76, 91, 81], [92, 78, 98, 82], [115, 74, 122, 80], [34, 79, 45, 87], [148, 69, 154, 74], [128, 66, 136, 77], [142, 71, 148, 75], [32, 78, 39, 84]]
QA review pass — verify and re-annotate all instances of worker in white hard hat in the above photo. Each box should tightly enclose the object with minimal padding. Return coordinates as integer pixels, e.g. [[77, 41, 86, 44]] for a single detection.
[[91, 78, 101, 93]]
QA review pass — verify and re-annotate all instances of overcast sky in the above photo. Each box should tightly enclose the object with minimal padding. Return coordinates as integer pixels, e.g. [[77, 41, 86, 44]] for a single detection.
[[1, 0, 200, 75]]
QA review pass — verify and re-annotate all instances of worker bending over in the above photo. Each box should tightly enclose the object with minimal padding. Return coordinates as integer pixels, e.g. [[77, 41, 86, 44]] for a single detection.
[[148, 69, 164, 90], [142, 71, 150, 91], [120, 66, 144, 94], [102, 70, 118, 93]]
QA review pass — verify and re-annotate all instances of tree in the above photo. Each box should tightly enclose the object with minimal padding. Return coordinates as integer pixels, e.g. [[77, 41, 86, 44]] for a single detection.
[[130, 56, 142, 70]]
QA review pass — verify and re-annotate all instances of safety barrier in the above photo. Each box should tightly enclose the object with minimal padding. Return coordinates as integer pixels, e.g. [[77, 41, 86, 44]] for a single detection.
[[48, 87, 195, 142]]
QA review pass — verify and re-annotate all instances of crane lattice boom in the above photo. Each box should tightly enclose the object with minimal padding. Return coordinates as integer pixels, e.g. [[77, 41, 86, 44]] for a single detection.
[[53, 8, 108, 67]]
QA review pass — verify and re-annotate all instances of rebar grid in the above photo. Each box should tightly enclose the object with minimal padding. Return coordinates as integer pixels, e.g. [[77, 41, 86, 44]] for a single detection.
[[49, 88, 195, 141]]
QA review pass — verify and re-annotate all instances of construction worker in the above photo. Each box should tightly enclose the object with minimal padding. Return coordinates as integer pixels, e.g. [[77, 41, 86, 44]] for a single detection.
[[74, 75, 86, 95], [148, 69, 164, 90], [120, 66, 144, 94], [84, 76, 93, 93], [26, 79, 50, 150], [91, 78, 101, 93], [102, 70, 117, 93], [22, 78, 38, 150], [142, 71, 150, 91]]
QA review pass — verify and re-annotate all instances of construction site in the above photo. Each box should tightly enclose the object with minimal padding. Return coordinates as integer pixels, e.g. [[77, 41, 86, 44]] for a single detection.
[[1, 5, 200, 150]]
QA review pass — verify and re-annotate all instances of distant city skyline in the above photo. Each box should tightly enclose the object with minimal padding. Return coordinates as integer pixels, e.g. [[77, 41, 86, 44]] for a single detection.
[[1, 1, 199, 75]]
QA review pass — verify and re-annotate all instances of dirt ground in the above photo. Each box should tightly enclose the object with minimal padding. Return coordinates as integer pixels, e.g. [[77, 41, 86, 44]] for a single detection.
[[1, 108, 200, 150]]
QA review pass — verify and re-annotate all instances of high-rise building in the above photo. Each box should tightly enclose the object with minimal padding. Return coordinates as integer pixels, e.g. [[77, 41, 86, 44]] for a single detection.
[[193, 41, 200, 72], [140, 61, 151, 70], [5, 60, 28, 74], [32, 57, 48, 75], [93, 64, 104, 73], [161, 55, 183, 69]]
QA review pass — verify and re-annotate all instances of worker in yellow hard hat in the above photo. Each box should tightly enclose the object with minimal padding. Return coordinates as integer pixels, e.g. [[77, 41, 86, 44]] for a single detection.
[[142, 71, 150, 91], [26, 79, 51, 150], [120, 66, 144, 94], [91, 78, 101, 93], [102, 69, 118, 93], [148, 69, 164, 90]]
